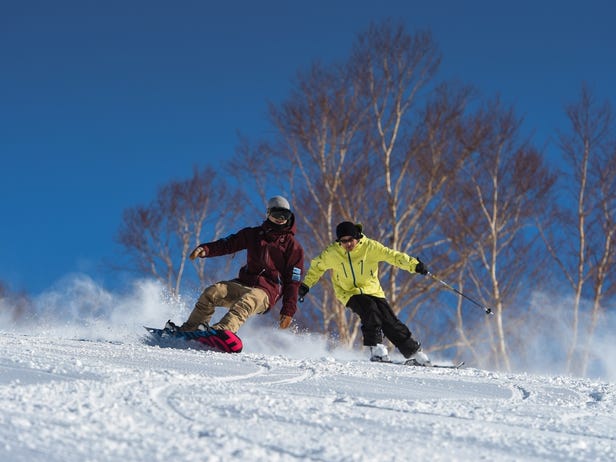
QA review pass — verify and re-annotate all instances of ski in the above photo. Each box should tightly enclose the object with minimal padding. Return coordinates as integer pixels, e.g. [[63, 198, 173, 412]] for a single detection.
[[404, 360, 465, 369], [374, 359, 465, 369], [428, 361, 465, 369]]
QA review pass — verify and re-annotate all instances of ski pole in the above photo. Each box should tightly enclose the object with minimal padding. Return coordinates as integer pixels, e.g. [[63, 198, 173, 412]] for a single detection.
[[427, 272, 493, 315]]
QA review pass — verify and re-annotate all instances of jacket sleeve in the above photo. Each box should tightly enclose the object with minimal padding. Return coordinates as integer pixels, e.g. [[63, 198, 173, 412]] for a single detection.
[[280, 239, 305, 317], [371, 239, 421, 273], [302, 246, 334, 288], [199, 227, 251, 257]]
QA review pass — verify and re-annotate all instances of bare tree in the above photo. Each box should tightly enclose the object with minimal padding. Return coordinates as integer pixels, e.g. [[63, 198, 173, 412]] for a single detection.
[[549, 85, 616, 375], [116, 166, 242, 298], [438, 100, 556, 370], [270, 60, 371, 344], [350, 25, 443, 309]]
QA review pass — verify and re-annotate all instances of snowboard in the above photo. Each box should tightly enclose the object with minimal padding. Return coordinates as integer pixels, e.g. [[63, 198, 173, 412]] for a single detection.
[[144, 325, 243, 353]]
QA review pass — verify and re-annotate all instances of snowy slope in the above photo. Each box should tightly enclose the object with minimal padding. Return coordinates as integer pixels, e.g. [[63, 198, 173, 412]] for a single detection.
[[1, 327, 614, 462]]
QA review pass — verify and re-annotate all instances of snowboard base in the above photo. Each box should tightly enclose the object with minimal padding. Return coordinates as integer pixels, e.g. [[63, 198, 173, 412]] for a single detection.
[[144, 326, 243, 353]]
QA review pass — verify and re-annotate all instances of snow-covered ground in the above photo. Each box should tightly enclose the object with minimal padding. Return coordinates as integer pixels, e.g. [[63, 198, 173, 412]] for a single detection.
[[1, 278, 614, 461], [1, 330, 614, 461]]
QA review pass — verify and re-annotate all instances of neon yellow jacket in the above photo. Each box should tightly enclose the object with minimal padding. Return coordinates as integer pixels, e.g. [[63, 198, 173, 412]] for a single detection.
[[302, 236, 422, 305]]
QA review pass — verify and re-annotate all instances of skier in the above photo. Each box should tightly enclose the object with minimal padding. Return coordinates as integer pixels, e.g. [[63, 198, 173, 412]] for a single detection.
[[299, 221, 431, 365], [168, 196, 304, 333]]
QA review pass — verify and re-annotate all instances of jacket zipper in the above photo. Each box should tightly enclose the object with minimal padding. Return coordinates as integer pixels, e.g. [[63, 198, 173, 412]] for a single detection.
[[346, 252, 363, 294]]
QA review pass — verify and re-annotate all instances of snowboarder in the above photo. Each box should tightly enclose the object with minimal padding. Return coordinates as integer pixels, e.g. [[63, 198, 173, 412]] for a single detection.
[[170, 196, 304, 333], [299, 221, 431, 365]]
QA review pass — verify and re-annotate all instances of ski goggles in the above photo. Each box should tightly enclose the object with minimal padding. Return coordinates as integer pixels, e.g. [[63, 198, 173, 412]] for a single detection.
[[269, 207, 292, 221]]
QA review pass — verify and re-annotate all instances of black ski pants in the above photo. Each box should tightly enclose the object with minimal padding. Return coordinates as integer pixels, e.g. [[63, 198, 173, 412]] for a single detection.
[[346, 294, 420, 358]]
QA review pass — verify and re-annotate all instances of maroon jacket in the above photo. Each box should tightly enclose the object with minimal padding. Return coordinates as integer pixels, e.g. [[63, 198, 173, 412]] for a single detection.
[[199, 215, 304, 317]]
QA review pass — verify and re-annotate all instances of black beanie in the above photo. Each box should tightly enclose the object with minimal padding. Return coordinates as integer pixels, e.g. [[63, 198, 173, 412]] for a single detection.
[[336, 221, 362, 241]]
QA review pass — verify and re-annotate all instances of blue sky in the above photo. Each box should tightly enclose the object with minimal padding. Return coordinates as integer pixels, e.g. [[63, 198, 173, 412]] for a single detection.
[[1, 0, 615, 295]]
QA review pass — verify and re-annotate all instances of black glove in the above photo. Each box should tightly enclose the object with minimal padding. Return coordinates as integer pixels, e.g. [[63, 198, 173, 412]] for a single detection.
[[415, 259, 428, 275], [298, 283, 309, 302]]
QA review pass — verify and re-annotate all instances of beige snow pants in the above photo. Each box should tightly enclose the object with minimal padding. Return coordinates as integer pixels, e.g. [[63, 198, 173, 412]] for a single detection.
[[182, 280, 270, 333]]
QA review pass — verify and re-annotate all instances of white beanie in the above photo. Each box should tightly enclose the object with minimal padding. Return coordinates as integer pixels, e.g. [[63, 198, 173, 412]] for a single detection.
[[267, 195, 291, 210]]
